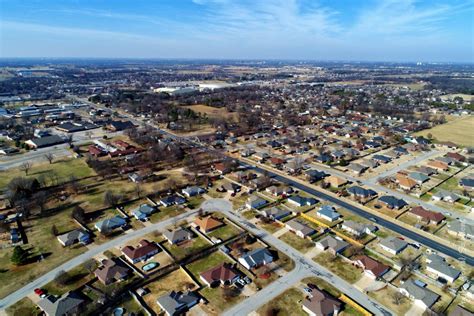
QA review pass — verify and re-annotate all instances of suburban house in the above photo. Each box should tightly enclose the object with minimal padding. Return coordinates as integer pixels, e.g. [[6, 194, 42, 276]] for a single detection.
[[447, 220, 474, 239], [160, 195, 186, 207], [238, 248, 274, 270], [347, 163, 368, 175], [181, 186, 206, 197], [122, 239, 160, 264], [446, 152, 466, 162], [379, 237, 408, 255], [459, 177, 474, 191], [95, 216, 127, 233], [409, 206, 445, 225], [427, 160, 449, 172], [372, 154, 392, 164], [316, 235, 349, 255], [194, 216, 225, 233], [131, 204, 156, 221], [425, 255, 461, 283], [261, 207, 291, 220], [199, 263, 240, 287], [396, 175, 418, 191], [432, 190, 460, 203], [287, 195, 318, 207], [417, 166, 437, 176], [37, 291, 85, 316], [305, 169, 328, 183], [347, 186, 377, 200], [213, 162, 232, 174], [221, 182, 241, 194], [246, 195, 268, 209], [408, 172, 430, 185], [378, 196, 407, 210], [353, 255, 389, 279], [316, 205, 341, 222], [325, 175, 348, 188], [340, 221, 377, 238], [57, 229, 91, 246], [94, 258, 131, 285], [286, 219, 316, 238], [265, 185, 293, 196], [156, 291, 201, 316], [163, 227, 194, 245], [399, 280, 440, 310], [301, 288, 342, 316]]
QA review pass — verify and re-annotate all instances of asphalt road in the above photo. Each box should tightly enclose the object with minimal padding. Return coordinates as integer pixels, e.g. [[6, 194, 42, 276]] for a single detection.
[[310, 150, 474, 223], [0, 209, 200, 310], [201, 199, 393, 316], [248, 164, 474, 266]]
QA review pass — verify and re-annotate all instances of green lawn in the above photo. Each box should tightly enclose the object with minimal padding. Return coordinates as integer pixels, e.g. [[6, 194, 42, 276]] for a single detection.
[[186, 251, 229, 281], [186, 196, 204, 209], [0, 158, 95, 188], [43, 261, 97, 295], [279, 232, 314, 253], [5, 297, 40, 316], [200, 286, 245, 313], [314, 252, 361, 284], [257, 288, 306, 316], [241, 210, 258, 219], [163, 235, 211, 260], [0, 208, 87, 299], [207, 224, 241, 241], [149, 206, 183, 223]]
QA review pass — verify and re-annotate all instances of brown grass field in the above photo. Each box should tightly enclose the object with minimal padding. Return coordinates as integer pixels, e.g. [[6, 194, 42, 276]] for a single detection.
[[415, 115, 474, 147], [181, 104, 239, 121]]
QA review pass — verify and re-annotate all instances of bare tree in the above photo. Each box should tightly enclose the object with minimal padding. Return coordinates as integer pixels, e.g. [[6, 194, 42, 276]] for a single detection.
[[19, 161, 32, 175], [44, 153, 54, 164], [104, 190, 123, 208], [392, 292, 406, 306]]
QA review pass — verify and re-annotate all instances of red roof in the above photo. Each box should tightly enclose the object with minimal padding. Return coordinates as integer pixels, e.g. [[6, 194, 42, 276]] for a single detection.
[[270, 157, 285, 165], [409, 206, 445, 223], [354, 255, 389, 277], [122, 240, 159, 260], [113, 140, 132, 150], [88, 145, 103, 156], [446, 152, 465, 162], [200, 263, 237, 285]]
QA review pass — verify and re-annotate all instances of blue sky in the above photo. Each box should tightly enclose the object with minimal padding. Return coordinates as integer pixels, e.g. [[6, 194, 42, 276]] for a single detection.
[[0, 0, 473, 61]]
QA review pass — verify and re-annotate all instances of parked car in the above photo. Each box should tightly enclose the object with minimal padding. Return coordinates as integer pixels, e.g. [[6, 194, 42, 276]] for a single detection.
[[236, 279, 246, 286], [303, 287, 312, 294], [243, 276, 252, 284], [34, 288, 47, 298]]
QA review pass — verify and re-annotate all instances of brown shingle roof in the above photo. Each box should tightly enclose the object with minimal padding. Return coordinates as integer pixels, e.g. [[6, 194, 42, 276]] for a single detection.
[[410, 206, 445, 223], [194, 216, 224, 232], [354, 255, 389, 277], [200, 263, 238, 285], [302, 288, 342, 316], [122, 240, 159, 260]]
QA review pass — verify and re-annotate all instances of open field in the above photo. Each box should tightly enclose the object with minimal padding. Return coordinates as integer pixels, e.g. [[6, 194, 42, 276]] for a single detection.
[[415, 116, 474, 147], [181, 104, 239, 121], [279, 232, 314, 253], [313, 252, 361, 283], [440, 93, 474, 102], [0, 158, 95, 188]]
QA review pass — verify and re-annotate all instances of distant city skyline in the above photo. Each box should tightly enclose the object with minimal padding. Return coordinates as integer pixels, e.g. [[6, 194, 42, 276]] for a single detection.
[[1, 0, 473, 62]]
